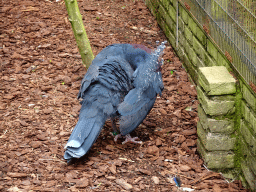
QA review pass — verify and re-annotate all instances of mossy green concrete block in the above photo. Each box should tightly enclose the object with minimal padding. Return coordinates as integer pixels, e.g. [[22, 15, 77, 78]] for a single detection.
[[188, 16, 197, 36], [172, 0, 177, 9], [197, 57, 206, 68], [241, 101, 256, 135], [204, 52, 216, 67], [193, 36, 206, 60], [182, 53, 198, 83], [168, 4, 176, 22], [197, 86, 235, 116], [165, 11, 175, 32], [151, 0, 160, 8], [178, 31, 185, 47], [241, 139, 256, 176], [161, 0, 170, 11], [182, 52, 191, 66], [217, 52, 231, 70], [197, 139, 235, 169], [158, 5, 168, 21], [156, 11, 162, 26], [183, 38, 190, 54], [207, 39, 218, 61], [176, 46, 185, 59], [242, 83, 256, 112], [184, 25, 193, 45], [180, 6, 188, 24], [145, 0, 157, 16], [197, 121, 236, 151], [241, 161, 256, 190], [195, 26, 207, 46], [178, 17, 184, 31], [157, 15, 166, 32], [187, 45, 198, 67], [247, 154, 256, 178], [198, 66, 236, 95], [198, 104, 235, 134], [240, 120, 256, 156], [160, 20, 175, 48]]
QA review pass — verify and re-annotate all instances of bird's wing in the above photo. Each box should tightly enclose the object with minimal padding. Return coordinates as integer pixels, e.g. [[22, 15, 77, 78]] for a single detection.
[[78, 44, 134, 99], [117, 86, 156, 135]]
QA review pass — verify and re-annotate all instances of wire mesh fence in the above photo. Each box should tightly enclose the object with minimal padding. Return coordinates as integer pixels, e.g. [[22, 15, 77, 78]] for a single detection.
[[179, 0, 256, 86]]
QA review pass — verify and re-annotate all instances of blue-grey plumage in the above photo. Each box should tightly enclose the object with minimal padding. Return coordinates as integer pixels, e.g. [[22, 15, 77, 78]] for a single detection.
[[118, 41, 166, 136], [64, 42, 165, 163]]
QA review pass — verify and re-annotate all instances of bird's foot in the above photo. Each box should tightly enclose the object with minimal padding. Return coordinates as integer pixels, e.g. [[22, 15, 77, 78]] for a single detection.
[[114, 133, 123, 142], [122, 134, 142, 145], [111, 132, 142, 144], [110, 132, 122, 142]]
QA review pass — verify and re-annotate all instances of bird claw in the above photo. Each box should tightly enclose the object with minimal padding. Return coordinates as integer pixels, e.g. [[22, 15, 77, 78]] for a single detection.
[[110, 132, 122, 142], [114, 134, 122, 142], [111, 132, 142, 144], [122, 134, 143, 145]]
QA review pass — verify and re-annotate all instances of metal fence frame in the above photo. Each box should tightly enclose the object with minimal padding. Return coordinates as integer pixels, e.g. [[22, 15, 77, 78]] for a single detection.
[[178, 0, 256, 86]]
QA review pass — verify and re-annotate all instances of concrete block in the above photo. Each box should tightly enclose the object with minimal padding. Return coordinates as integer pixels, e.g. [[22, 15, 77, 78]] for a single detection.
[[183, 38, 190, 55], [241, 101, 256, 134], [165, 11, 175, 32], [204, 52, 216, 67], [172, 0, 177, 9], [178, 17, 184, 31], [198, 104, 235, 134], [197, 139, 235, 169], [145, 0, 157, 16], [193, 35, 206, 60], [182, 53, 198, 83], [240, 120, 256, 156], [241, 139, 256, 176], [178, 31, 185, 47], [184, 25, 193, 45], [217, 52, 231, 70], [168, 4, 176, 22], [197, 86, 236, 116], [241, 161, 256, 190], [160, 20, 175, 48], [176, 46, 185, 59], [207, 39, 218, 61], [180, 6, 188, 24], [161, 0, 170, 11], [188, 16, 197, 36], [187, 45, 198, 67], [197, 121, 236, 151], [197, 57, 206, 68], [195, 26, 207, 46], [158, 4, 167, 19], [242, 83, 256, 112], [151, 0, 160, 9], [198, 66, 236, 95]]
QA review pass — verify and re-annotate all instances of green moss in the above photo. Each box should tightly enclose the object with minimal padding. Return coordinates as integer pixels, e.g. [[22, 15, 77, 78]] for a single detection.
[[233, 80, 243, 169]]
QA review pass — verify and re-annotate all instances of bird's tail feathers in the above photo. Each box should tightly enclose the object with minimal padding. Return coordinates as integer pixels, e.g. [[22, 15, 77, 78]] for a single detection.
[[64, 101, 108, 161]]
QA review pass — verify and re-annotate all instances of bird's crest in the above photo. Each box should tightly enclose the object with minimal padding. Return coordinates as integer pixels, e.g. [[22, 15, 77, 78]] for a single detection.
[[149, 41, 167, 71]]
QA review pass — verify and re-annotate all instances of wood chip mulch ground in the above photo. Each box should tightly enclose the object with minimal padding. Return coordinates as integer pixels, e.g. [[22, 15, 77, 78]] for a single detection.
[[0, 0, 249, 191]]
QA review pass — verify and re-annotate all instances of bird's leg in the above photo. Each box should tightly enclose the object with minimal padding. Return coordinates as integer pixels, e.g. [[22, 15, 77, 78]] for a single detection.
[[111, 117, 118, 134], [110, 117, 122, 142], [110, 118, 142, 144], [122, 134, 142, 145], [114, 134, 123, 142]]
